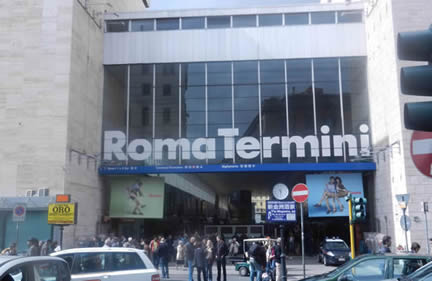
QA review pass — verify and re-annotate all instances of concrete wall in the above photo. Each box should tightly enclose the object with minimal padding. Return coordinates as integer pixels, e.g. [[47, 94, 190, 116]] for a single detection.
[[0, 0, 74, 197], [365, 0, 432, 253], [62, 0, 147, 248]]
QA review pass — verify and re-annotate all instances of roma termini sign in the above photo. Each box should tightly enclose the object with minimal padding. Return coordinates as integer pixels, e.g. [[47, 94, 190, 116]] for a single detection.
[[104, 125, 371, 161]]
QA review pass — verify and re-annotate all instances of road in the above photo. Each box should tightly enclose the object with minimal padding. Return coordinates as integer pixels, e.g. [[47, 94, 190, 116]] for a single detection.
[[162, 256, 335, 281]]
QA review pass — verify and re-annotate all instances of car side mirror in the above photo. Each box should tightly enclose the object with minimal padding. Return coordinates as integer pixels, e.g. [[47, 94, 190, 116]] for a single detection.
[[338, 273, 354, 281]]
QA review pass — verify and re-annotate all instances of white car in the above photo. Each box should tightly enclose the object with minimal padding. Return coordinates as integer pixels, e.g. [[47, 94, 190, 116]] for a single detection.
[[51, 247, 159, 281], [0, 255, 70, 281]]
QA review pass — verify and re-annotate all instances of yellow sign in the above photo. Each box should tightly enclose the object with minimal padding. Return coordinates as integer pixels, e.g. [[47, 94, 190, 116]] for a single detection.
[[48, 203, 77, 225]]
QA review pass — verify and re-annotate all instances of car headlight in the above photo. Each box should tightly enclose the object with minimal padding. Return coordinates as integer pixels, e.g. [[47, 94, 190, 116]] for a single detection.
[[327, 251, 335, 257]]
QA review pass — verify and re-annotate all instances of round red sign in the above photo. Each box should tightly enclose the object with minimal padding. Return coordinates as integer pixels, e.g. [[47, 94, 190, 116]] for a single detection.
[[411, 131, 432, 178], [292, 183, 309, 203]]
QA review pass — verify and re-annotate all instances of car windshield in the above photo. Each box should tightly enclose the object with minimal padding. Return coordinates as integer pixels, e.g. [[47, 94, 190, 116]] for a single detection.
[[401, 262, 432, 281], [326, 242, 348, 250], [325, 257, 360, 278]]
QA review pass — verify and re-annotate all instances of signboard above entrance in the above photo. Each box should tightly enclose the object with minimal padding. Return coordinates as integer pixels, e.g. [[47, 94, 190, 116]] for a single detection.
[[104, 125, 371, 162]]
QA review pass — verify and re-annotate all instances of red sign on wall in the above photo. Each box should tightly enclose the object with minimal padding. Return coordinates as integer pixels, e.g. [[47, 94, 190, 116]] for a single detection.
[[411, 131, 432, 178]]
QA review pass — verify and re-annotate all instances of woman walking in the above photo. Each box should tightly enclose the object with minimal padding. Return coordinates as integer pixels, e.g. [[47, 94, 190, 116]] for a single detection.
[[176, 241, 185, 270], [206, 240, 214, 281]]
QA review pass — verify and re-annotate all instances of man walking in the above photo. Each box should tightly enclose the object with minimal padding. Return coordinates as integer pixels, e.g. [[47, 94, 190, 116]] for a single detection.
[[215, 235, 228, 281], [158, 238, 170, 279], [186, 236, 196, 281]]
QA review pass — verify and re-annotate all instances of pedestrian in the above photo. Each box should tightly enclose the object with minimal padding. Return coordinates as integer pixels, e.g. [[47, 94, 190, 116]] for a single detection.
[[103, 238, 112, 248], [274, 238, 283, 281], [288, 233, 294, 255], [206, 240, 214, 281], [186, 236, 196, 281], [40, 240, 53, 256], [265, 239, 275, 275], [248, 242, 266, 281], [158, 238, 170, 279], [379, 236, 392, 253], [215, 235, 228, 281], [143, 240, 151, 256], [52, 241, 61, 252], [123, 237, 134, 248], [1, 243, 17, 256], [150, 237, 160, 269], [26, 238, 40, 256], [194, 240, 208, 281], [229, 238, 240, 256], [176, 241, 185, 270], [411, 242, 421, 253]]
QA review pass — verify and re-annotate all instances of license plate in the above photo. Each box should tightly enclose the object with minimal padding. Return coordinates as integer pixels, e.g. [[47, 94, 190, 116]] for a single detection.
[[338, 258, 345, 261]]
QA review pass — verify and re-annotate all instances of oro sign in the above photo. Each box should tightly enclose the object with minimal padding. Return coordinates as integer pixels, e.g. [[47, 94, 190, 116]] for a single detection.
[[48, 203, 77, 225], [411, 131, 432, 178]]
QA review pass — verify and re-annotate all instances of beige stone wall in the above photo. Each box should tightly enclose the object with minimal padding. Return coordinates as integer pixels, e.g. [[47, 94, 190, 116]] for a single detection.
[[0, 0, 74, 197], [62, 0, 146, 247], [366, 0, 432, 253]]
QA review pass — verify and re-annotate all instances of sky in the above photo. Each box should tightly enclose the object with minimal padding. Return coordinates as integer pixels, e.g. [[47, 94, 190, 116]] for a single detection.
[[149, 0, 319, 10]]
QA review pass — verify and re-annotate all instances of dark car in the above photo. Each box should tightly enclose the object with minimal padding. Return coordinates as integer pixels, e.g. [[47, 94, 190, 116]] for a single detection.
[[318, 238, 351, 266], [303, 254, 430, 281]]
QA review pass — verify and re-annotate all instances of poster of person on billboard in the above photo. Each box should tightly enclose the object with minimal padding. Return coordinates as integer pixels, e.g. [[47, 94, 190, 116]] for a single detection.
[[109, 176, 165, 219], [306, 173, 364, 217]]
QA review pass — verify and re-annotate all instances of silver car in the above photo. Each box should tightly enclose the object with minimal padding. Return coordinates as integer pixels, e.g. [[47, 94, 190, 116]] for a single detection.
[[0, 256, 70, 281]]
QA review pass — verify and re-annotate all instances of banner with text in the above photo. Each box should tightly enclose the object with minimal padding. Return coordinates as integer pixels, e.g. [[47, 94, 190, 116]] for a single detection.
[[109, 176, 165, 219], [307, 173, 364, 217]]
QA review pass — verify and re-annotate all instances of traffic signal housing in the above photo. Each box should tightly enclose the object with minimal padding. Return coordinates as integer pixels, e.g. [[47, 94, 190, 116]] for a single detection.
[[352, 197, 367, 223], [398, 25, 432, 131]]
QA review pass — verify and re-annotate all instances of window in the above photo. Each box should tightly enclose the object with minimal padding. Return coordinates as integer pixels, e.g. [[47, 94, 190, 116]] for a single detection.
[[163, 84, 172, 96], [344, 258, 386, 281], [34, 261, 70, 281], [207, 16, 231, 28], [142, 83, 151, 96], [106, 20, 128, 32], [338, 10, 363, 23], [5, 265, 28, 281], [72, 253, 109, 274], [285, 13, 309, 25], [182, 17, 205, 29], [233, 15, 256, 27], [111, 252, 146, 271], [259, 14, 282, 26], [142, 107, 150, 126], [393, 259, 427, 278], [131, 19, 154, 31], [58, 254, 75, 270], [156, 18, 180, 30], [163, 108, 171, 123], [311, 12, 335, 24]]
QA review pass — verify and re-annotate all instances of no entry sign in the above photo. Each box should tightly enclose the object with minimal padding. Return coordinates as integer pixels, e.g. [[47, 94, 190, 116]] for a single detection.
[[292, 183, 309, 203], [411, 131, 432, 178]]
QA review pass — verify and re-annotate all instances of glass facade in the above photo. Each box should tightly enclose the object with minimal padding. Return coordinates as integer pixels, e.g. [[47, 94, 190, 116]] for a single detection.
[[111, 10, 363, 33], [103, 57, 369, 165]]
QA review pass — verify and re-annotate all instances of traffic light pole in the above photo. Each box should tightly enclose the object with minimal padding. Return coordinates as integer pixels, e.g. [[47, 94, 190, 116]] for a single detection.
[[348, 199, 355, 259]]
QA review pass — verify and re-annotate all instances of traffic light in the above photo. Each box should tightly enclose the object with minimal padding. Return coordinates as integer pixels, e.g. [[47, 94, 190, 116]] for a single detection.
[[398, 25, 432, 131], [351, 197, 367, 223]]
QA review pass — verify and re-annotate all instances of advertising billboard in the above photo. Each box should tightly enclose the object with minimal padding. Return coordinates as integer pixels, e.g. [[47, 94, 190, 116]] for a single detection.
[[109, 176, 165, 219], [306, 173, 364, 217], [47, 203, 77, 225]]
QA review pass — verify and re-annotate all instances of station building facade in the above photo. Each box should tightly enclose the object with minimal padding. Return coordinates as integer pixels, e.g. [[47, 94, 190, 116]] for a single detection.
[[101, 2, 375, 250]]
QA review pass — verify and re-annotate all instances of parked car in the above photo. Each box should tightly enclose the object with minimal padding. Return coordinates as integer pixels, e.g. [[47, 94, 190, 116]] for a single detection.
[[318, 238, 351, 266], [0, 255, 70, 281], [301, 254, 431, 281], [51, 247, 159, 281]]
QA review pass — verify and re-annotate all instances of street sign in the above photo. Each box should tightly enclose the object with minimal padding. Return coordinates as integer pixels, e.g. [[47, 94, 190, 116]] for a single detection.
[[411, 131, 432, 178], [400, 215, 412, 231], [12, 204, 26, 222], [292, 183, 309, 203], [48, 203, 77, 225], [396, 194, 410, 209], [266, 200, 296, 222]]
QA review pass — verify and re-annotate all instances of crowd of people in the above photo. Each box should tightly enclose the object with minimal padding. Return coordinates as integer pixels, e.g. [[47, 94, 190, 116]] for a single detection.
[[0, 238, 61, 256]]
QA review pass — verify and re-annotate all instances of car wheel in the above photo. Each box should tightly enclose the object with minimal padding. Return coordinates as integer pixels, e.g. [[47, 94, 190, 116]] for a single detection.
[[239, 267, 249, 276], [323, 256, 328, 266]]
